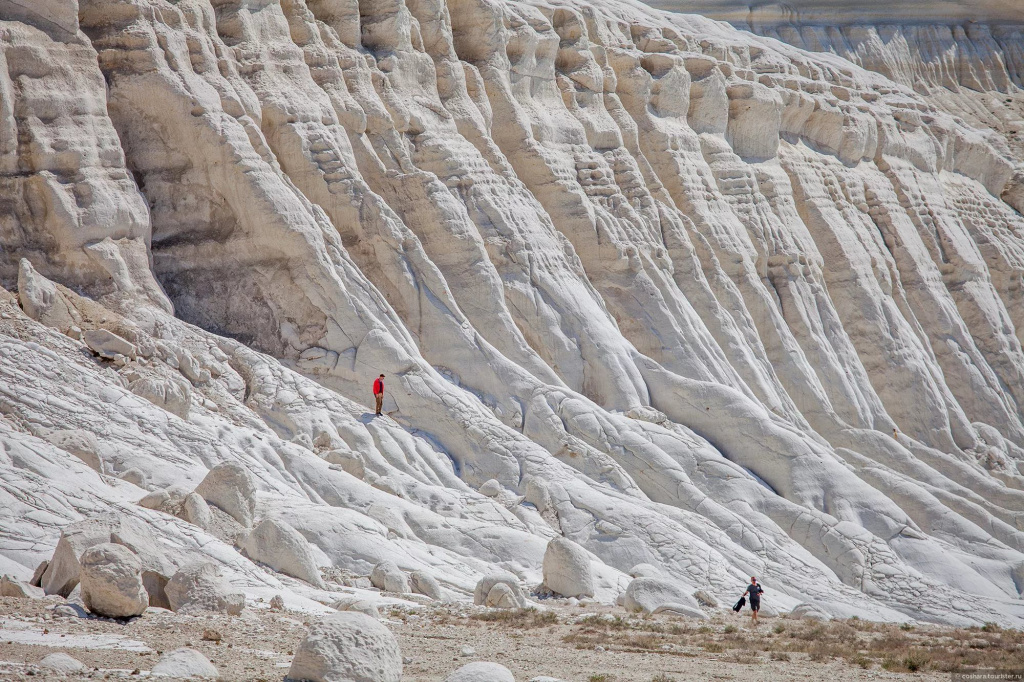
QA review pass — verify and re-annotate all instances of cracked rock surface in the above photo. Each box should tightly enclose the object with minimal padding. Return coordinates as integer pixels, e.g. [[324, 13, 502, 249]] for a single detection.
[[0, 0, 1023, 631]]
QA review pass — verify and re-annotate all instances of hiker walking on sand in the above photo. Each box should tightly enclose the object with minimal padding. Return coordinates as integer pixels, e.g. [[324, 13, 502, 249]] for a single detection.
[[373, 374, 385, 416], [744, 576, 764, 624]]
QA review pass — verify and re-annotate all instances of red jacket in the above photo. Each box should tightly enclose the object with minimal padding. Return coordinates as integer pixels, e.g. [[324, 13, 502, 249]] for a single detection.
[[373, 378, 384, 395]]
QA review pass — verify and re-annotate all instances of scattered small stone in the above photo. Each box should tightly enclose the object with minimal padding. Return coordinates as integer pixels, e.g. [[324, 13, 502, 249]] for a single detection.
[[39, 652, 85, 673], [460, 645, 475, 657]]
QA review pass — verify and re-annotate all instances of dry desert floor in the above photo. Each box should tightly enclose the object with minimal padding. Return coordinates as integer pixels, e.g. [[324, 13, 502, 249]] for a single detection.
[[2, 596, 1023, 681]]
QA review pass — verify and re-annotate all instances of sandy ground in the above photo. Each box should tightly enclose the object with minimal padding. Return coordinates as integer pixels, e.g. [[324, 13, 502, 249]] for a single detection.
[[0, 595, 974, 681]]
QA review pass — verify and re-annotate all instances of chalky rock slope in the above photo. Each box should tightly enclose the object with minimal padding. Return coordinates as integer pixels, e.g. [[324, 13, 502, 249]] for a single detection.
[[2, 0, 1024, 627]]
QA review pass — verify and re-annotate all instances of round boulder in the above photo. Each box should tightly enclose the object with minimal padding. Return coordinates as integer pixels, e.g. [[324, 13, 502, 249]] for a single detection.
[[242, 518, 326, 588], [627, 563, 663, 579], [79, 543, 148, 618], [194, 462, 257, 527], [286, 611, 402, 682], [790, 603, 830, 621], [165, 562, 244, 615], [410, 570, 443, 600], [623, 577, 701, 615], [40, 652, 86, 673], [369, 560, 409, 594], [542, 537, 594, 598], [474, 571, 527, 609], [446, 662, 516, 682], [478, 479, 502, 497], [151, 648, 219, 678]]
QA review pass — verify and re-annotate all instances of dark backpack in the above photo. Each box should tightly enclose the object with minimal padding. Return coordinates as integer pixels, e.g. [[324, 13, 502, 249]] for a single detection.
[[732, 596, 746, 612]]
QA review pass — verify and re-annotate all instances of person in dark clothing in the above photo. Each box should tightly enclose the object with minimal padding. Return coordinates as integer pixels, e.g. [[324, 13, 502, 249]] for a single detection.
[[373, 374, 385, 416], [744, 576, 764, 623]]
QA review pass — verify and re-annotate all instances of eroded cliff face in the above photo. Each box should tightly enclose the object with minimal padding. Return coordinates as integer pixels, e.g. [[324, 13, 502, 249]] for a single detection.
[[2, 0, 1024, 625]]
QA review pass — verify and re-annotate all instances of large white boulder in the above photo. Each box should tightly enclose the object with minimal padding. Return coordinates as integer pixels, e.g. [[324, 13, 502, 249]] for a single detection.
[[474, 571, 527, 609], [541, 537, 594, 598], [242, 518, 326, 588], [446, 662, 516, 682], [181, 492, 213, 529], [151, 648, 219, 679], [79, 543, 148, 618], [194, 462, 257, 527], [623, 577, 702, 616], [41, 514, 172, 603], [410, 570, 444, 600], [286, 612, 402, 682], [165, 562, 244, 615], [370, 560, 409, 593]]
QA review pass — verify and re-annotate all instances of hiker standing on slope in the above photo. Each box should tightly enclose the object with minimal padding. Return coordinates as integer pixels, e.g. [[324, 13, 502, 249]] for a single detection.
[[373, 374, 385, 416], [744, 576, 764, 624]]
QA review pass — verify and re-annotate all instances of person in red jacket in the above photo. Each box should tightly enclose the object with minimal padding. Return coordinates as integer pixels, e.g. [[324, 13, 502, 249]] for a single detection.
[[373, 374, 385, 416]]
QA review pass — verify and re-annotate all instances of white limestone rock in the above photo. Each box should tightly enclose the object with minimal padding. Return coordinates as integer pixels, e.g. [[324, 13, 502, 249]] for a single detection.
[[446, 662, 516, 682], [181, 492, 213, 530], [39, 653, 86, 674], [242, 518, 326, 588], [370, 560, 410, 594], [0, 575, 43, 599], [83, 329, 137, 360], [541, 537, 594, 598], [478, 479, 502, 497], [151, 648, 219, 679], [286, 612, 402, 682], [43, 429, 104, 474], [194, 463, 258, 528], [323, 449, 365, 479], [128, 375, 191, 420], [627, 564, 664, 579], [474, 572, 528, 609], [165, 563, 244, 616], [16, 260, 78, 332], [790, 603, 832, 621], [623, 578, 702, 615], [79, 543, 148, 618], [410, 570, 444, 601], [2, 0, 1024, 634], [332, 597, 381, 619]]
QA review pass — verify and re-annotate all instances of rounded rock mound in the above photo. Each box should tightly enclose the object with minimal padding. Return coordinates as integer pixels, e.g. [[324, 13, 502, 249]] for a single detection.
[[242, 518, 326, 588], [79, 543, 148, 618], [151, 647, 219, 679], [446, 662, 516, 682], [541, 537, 594, 598], [194, 462, 257, 527], [474, 571, 528, 609], [165, 562, 244, 615], [623, 577, 705, 618], [369, 560, 409, 594], [286, 611, 402, 682]]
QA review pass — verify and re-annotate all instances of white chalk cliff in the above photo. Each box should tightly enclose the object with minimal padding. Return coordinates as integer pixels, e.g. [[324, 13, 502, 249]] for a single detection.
[[2, 0, 1024, 627]]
